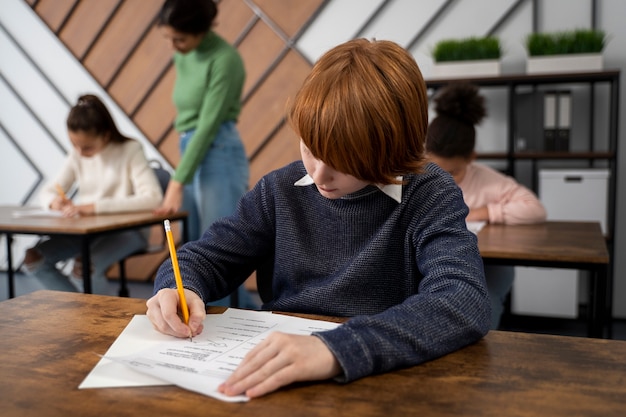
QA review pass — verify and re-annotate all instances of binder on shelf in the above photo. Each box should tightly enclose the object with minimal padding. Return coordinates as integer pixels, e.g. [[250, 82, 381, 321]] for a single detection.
[[543, 92, 557, 151], [556, 91, 571, 151], [514, 90, 544, 152]]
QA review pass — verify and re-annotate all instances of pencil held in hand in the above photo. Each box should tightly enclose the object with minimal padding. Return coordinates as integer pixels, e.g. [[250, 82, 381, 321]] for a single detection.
[[164, 220, 190, 326], [55, 184, 68, 201]]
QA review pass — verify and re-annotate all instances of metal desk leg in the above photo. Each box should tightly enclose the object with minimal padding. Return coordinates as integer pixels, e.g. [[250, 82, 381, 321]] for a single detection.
[[588, 266, 608, 338], [6, 233, 15, 298], [81, 237, 92, 294], [182, 217, 189, 243]]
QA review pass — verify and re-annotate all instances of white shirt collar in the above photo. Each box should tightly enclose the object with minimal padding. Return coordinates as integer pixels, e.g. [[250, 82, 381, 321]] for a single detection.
[[294, 174, 402, 203]]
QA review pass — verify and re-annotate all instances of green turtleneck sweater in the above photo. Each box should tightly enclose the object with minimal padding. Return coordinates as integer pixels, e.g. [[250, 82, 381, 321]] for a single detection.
[[172, 31, 245, 184]]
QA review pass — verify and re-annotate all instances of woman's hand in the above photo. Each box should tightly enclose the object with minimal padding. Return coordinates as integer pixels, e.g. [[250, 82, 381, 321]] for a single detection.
[[218, 332, 342, 398], [146, 288, 206, 338], [62, 203, 95, 217], [49, 196, 72, 212], [154, 180, 184, 215]]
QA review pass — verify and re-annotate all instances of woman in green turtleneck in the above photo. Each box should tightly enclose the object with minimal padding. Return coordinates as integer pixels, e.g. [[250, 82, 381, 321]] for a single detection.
[[156, 0, 252, 307]]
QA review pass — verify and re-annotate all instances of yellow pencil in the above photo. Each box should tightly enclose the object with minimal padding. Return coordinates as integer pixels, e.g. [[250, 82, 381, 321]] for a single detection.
[[164, 219, 191, 340], [55, 183, 68, 200]]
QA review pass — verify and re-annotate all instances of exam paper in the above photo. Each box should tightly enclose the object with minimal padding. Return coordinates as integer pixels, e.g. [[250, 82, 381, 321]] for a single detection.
[[466, 221, 486, 234], [12, 208, 64, 218], [81, 309, 340, 402]]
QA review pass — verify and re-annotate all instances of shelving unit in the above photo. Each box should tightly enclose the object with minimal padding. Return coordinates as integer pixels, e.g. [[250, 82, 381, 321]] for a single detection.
[[426, 70, 620, 327]]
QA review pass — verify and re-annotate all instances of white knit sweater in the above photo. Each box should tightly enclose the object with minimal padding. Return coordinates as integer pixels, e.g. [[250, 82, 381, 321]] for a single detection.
[[40, 139, 162, 213]]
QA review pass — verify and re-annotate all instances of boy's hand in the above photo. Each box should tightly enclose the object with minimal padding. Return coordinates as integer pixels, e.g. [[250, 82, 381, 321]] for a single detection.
[[218, 332, 341, 398], [146, 288, 205, 338]]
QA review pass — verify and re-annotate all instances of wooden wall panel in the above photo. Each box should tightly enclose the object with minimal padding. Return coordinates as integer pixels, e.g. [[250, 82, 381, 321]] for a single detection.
[[213, 0, 256, 44], [237, 20, 286, 98], [159, 130, 181, 167], [83, 0, 161, 86], [250, 124, 300, 186], [133, 67, 176, 145], [59, 0, 119, 59], [108, 25, 172, 114], [254, 0, 326, 38], [33, 0, 76, 32], [238, 50, 311, 157]]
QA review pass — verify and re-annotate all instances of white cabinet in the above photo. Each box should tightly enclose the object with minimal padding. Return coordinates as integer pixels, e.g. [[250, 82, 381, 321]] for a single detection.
[[511, 169, 609, 317]]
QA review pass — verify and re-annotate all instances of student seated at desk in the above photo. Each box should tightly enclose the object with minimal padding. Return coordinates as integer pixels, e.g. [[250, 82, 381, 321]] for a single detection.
[[146, 39, 491, 399], [426, 82, 547, 329], [23, 94, 163, 294]]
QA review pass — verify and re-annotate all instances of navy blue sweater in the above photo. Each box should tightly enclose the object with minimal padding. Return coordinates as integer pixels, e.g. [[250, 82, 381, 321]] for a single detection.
[[154, 161, 491, 382]]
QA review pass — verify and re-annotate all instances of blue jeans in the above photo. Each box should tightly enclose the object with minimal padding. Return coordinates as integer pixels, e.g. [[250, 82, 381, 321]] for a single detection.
[[484, 264, 515, 329], [25, 229, 148, 294], [180, 121, 255, 308]]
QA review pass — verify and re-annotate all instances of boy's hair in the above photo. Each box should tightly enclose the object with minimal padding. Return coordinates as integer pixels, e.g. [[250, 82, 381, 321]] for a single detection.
[[288, 38, 428, 185], [67, 94, 128, 143], [158, 0, 217, 35], [426, 82, 486, 159]]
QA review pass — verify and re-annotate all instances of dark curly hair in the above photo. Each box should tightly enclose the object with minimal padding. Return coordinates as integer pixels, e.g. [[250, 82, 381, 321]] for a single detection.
[[426, 82, 486, 158]]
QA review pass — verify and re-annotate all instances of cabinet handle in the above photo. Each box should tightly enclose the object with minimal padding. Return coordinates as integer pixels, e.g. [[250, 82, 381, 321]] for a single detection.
[[564, 176, 583, 182]]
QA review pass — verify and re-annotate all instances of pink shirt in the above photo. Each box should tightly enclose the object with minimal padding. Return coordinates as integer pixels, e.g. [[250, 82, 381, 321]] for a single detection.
[[459, 163, 546, 225]]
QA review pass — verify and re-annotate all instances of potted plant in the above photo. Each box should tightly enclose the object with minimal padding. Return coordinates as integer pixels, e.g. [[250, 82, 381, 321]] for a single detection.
[[430, 36, 502, 79], [525, 29, 607, 74]]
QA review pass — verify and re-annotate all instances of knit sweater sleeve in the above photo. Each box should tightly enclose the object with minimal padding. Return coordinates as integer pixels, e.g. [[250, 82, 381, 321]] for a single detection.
[[314, 171, 490, 382], [153, 173, 275, 300]]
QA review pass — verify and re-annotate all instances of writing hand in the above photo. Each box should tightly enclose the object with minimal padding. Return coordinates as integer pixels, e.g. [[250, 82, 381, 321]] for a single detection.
[[146, 288, 205, 338], [49, 196, 72, 212], [218, 332, 341, 398]]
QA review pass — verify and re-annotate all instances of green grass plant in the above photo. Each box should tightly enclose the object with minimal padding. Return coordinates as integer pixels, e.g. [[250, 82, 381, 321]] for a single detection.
[[432, 37, 501, 62], [526, 29, 606, 56]]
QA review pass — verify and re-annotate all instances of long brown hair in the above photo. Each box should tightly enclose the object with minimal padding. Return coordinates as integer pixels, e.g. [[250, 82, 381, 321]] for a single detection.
[[288, 39, 429, 185], [66, 94, 129, 143]]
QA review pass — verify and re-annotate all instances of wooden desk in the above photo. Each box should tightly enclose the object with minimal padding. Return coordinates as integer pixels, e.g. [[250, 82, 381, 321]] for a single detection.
[[0, 291, 624, 417], [0, 205, 187, 297], [477, 221, 610, 338]]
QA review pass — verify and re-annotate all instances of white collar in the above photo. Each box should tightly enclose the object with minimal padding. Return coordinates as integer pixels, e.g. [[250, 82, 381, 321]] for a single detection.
[[294, 174, 402, 203]]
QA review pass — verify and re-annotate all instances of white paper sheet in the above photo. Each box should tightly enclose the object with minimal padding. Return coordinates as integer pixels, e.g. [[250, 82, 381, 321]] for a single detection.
[[466, 221, 487, 234], [81, 309, 340, 402], [12, 208, 64, 218]]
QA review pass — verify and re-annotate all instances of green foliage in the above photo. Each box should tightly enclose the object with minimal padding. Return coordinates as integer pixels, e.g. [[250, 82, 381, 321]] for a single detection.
[[432, 37, 501, 62], [526, 29, 606, 56]]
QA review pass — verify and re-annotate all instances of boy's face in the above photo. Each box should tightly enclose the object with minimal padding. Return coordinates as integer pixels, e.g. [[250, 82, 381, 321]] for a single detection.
[[300, 141, 369, 199], [428, 154, 471, 184]]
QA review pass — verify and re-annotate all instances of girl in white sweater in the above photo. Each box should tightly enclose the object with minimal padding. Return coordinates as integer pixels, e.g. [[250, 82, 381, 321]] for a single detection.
[[23, 94, 163, 294]]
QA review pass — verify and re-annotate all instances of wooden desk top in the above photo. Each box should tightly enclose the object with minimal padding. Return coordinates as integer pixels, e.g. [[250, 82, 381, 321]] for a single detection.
[[0, 205, 187, 235], [477, 221, 609, 265], [1, 291, 624, 417]]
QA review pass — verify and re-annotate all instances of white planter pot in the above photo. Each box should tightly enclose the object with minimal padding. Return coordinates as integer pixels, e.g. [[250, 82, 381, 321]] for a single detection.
[[526, 53, 603, 75], [429, 60, 501, 80]]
